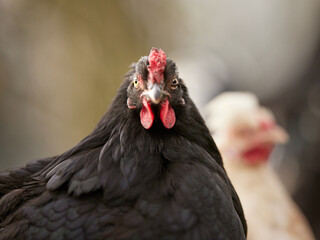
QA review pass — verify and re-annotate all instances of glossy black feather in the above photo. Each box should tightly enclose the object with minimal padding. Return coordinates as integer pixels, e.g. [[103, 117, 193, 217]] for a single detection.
[[0, 57, 246, 240]]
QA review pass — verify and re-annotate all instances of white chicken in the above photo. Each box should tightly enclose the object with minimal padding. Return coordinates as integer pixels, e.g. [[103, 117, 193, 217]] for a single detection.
[[205, 92, 315, 240]]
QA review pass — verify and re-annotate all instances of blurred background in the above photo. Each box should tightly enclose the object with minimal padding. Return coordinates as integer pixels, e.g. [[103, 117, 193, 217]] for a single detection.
[[0, 0, 320, 237]]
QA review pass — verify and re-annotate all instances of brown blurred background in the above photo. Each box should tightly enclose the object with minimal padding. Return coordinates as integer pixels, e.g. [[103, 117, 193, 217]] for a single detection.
[[1, 0, 320, 237]]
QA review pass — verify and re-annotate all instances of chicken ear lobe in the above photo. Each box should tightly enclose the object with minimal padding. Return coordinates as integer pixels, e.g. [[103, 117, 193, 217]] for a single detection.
[[160, 99, 176, 129], [140, 98, 154, 129]]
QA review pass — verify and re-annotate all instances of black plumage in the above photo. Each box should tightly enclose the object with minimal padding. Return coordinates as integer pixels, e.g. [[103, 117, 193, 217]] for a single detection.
[[0, 49, 246, 240]]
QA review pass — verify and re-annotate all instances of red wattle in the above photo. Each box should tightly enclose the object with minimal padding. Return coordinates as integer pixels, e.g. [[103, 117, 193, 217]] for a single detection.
[[160, 99, 176, 129], [140, 98, 154, 129], [242, 144, 274, 164]]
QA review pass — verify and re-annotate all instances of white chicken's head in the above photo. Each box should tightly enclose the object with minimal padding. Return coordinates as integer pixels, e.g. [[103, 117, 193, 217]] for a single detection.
[[205, 92, 288, 165]]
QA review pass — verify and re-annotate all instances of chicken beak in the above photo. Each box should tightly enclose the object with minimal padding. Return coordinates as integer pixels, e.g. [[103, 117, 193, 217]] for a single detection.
[[140, 83, 171, 104], [270, 125, 289, 144], [148, 83, 163, 104], [139, 83, 163, 104]]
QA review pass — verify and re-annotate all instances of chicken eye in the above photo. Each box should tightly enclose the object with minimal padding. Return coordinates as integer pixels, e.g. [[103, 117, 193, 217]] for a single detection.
[[133, 77, 139, 88], [171, 78, 178, 90]]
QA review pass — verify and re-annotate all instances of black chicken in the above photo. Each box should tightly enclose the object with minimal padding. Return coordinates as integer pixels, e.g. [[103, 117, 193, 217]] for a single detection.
[[0, 48, 247, 240]]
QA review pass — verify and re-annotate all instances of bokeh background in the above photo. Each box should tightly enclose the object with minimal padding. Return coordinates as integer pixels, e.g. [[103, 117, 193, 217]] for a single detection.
[[1, 0, 320, 237]]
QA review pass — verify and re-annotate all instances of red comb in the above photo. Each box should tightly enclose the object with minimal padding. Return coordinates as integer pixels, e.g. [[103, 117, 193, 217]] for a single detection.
[[147, 48, 167, 84]]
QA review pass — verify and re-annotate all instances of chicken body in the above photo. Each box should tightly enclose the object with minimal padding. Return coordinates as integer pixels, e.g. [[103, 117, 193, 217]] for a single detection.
[[0, 50, 246, 240], [225, 159, 314, 240], [205, 92, 315, 240]]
